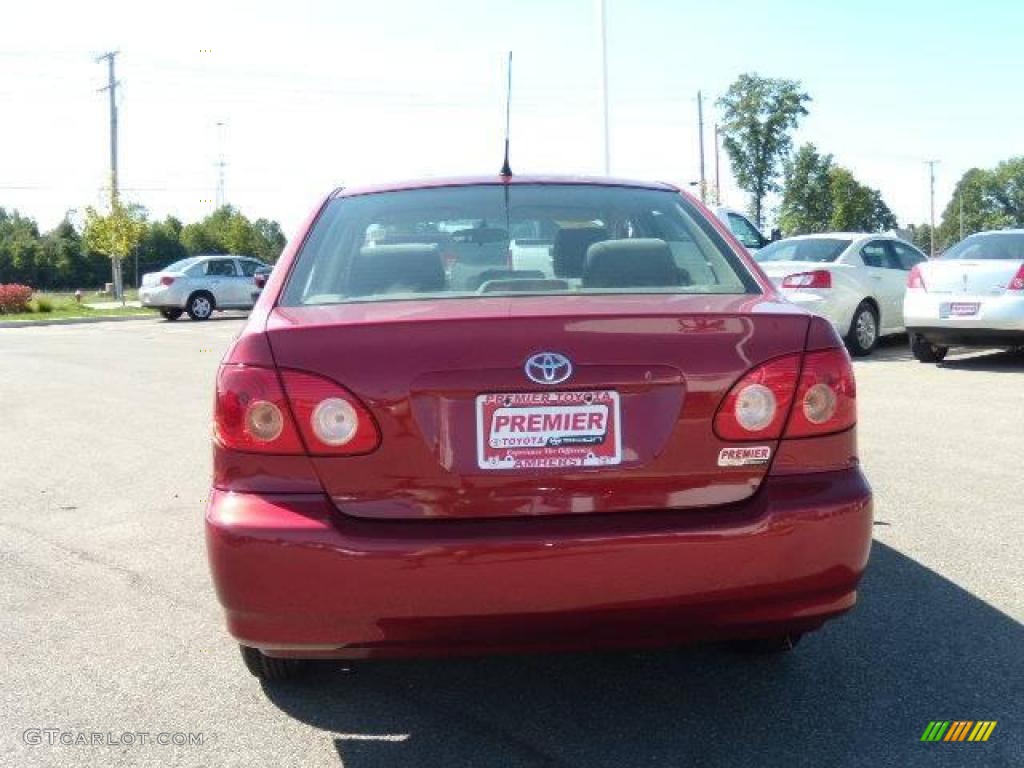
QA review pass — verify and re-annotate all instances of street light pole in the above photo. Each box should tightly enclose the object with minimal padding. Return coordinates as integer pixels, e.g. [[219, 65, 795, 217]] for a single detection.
[[697, 91, 706, 203], [598, 0, 610, 174], [925, 159, 939, 257]]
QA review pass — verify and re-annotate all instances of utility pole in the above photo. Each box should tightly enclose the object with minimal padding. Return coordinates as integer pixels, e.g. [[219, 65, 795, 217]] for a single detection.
[[215, 120, 227, 209], [959, 192, 964, 241], [696, 91, 707, 203], [713, 123, 721, 206], [925, 159, 939, 257], [96, 50, 122, 299], [597, 0, 610, 174]]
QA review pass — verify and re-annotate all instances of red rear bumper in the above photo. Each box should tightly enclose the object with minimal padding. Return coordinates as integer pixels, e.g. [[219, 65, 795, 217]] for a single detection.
[[205, 468, 872, 658]]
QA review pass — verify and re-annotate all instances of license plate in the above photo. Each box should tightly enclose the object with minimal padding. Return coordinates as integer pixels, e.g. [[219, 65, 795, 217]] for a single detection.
[[476, 390, 621, 470], [940, 302, 980, 318]]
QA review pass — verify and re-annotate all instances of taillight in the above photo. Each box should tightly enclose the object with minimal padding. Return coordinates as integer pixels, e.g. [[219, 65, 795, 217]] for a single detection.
[[254, 273, 267, 289], [714, 355, 800, 440], [279, 370, 380, 455], [784, 348, 856, 438], [1008, 264, 1024, 291], [160, 276, 175, 286], [214, 365, 380, 456], [781, 270, 831, 289], [907, 265, 927, 291], [715, 348, 856, 441], [214, 366, 304, 454]]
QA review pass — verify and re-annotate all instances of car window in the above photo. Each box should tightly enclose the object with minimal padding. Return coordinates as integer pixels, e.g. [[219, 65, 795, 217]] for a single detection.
[[238, 259, 264, 277], [281, 184, 760, 306], [726, 213, 763, 249], [891, 242, 925, 271], [205, 259, 238, 277], [164, 257, 201, 273], [940, 232, 1024, 260], [860, 241, 891, 269], [755, 238, 851, 263]]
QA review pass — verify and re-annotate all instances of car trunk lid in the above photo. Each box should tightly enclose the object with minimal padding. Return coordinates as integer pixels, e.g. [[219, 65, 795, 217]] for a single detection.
[[920, 259, 1024, 295], [266, 295, 810, 520]]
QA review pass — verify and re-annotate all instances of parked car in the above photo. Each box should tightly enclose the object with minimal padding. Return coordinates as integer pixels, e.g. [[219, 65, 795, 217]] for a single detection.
[[754, 233, 928, 355], [139, 255, 271, 320], [904, 229, 1024, 362], [712, 206, 772, 254], [205, 176, 872, 681]]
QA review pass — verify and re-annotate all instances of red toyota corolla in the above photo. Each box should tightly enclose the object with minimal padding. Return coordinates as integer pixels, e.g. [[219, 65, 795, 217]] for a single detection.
[[205, 176, 872, 680]]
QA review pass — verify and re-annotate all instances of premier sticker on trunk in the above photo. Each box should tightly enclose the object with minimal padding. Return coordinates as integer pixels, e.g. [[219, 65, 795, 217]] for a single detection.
[[476, 391, 622, 470], [717, 446, 772, 467]]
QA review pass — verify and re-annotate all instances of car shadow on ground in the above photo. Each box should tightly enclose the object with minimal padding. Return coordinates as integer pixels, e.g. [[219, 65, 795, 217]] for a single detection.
[[260, 542, 1022, 767], [937, 349, 1024, 374]]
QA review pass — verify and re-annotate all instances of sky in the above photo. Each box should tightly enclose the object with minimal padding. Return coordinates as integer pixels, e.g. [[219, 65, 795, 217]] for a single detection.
[[2, 0, 1022, 239]]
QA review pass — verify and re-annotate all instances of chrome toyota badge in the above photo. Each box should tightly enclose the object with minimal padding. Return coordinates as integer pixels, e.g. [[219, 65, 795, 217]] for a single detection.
[[524, 352, 573, 385]]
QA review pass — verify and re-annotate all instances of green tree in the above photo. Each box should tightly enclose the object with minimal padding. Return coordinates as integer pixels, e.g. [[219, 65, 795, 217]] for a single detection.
[[938, 159, 1024, 249], [0, 208, 43, 286], [827, 167, 897, 232], [779, 143, 834, 235], [83, 201, 147, 300], [717, 74, 811, 228], [181, 206, 287, 262]]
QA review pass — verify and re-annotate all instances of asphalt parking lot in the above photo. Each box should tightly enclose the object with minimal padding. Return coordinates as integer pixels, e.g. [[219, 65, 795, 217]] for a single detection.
[[1, 317, 1021, 768]]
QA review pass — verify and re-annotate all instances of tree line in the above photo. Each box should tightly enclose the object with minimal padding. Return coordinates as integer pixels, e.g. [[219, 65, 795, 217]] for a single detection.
[[0, 205, 286, 291]]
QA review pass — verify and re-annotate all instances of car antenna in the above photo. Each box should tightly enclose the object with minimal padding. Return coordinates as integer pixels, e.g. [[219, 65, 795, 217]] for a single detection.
[[500, 51, 513, 177]]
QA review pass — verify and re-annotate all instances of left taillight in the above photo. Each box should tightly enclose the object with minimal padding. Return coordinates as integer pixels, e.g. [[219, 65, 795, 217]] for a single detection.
[[782, 270, 831, 289], [215, 365, 381, 456], [214, 366, 304, 454], [160, 276, 175, 286]]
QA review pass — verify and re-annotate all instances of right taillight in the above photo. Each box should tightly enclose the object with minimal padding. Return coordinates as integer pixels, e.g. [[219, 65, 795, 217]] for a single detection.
[[907, 264, 927, 291], [715, 347, 856, 441], [785, 348, 856, 438], [782, 270, 831, 289], [1007, 264, 1024, 291]]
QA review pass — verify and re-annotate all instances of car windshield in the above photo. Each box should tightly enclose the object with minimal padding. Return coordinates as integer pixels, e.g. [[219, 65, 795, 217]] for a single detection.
[[164, 257, 202, 273], [940, 232, 1024, 260], [754, 238, 852, 263], [281, 184, 758, 306]]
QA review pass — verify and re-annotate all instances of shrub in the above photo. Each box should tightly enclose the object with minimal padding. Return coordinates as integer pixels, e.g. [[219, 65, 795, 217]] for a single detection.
[[34, 297, 54, 313], [0, 284, 33, 314]]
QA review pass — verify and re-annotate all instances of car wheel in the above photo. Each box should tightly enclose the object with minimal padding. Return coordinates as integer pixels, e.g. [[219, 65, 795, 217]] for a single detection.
[[160, 308, 183, 321], [727, 633, 803, 654], [239, 645, 303, 681], [845, 302, 879, 356], [910, 334, 948, 363], [186, 292, 214, 321]]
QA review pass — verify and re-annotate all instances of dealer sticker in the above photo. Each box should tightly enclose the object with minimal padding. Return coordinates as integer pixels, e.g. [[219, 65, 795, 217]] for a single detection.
[[717, 446, 772, 467]]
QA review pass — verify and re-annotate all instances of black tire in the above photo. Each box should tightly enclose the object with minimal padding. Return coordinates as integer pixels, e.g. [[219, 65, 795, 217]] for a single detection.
[[845, 302, 879, 356], [910, 334, 948, 363], [160, 308, 183, 321], [239, 645, 303, 681], [727, 633, 803, 654], [186, 292, 215, 321]]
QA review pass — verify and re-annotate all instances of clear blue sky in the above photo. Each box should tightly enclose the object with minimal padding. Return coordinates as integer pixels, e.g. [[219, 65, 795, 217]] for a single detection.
[[2, 0, 1021, 236]]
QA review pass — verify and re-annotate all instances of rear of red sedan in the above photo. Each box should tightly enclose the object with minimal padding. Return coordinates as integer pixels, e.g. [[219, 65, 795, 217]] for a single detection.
[[205, 177, 872, 680]]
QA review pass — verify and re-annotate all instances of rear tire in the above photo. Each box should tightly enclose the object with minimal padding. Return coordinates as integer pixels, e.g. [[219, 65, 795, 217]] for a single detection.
[[727, 633, 803, 654], [910, 334, 948, 363], [160, 308, 183, 321], [186, 292, 214, 321], [845, 302, 879, 356], [239, 645, 303, 681]]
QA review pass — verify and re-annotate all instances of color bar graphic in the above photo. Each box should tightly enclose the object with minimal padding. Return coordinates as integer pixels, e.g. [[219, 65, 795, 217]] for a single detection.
[[921, 721, 996, 742]]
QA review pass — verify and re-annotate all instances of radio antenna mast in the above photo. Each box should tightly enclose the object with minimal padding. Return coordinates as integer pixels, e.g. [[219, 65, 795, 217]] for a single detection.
[[500, 51, 513, 177]]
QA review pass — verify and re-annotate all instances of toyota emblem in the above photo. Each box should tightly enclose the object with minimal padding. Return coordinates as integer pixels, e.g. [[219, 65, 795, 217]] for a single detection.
[[524, 352, 573, 385]]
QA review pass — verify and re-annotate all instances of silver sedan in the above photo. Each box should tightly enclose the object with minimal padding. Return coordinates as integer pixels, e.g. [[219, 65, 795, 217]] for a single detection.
[[139, 255, 270, 321], [904, 230, 1024, 362]]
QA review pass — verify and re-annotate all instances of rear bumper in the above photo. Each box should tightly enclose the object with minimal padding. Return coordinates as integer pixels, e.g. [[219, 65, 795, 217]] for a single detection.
[[206, 468, 873, 658], [908, 326, 1024, 346], [904, 291, 1024, 339]]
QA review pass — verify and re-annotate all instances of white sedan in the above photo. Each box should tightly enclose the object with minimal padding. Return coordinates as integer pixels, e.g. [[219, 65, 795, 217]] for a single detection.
[[904, 229, 1024, 362], [139, 255, 270, 321], [754, 233, 928, 355]]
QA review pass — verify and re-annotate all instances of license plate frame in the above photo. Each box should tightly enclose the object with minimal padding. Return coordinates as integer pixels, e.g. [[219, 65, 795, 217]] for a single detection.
[[475, 390, 622, 470], [940, 302, 980, 318]]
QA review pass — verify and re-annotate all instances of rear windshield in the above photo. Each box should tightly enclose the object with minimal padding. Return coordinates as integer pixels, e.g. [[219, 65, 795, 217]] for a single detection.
[[281, 184, 759, 306], [940, 233, 1024, 261], [165, 257, 201, 273], [754, 238, 851, 263]]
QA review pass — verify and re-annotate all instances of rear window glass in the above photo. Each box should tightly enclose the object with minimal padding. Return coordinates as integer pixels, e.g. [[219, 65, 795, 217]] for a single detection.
[[754, 238, 851, 263], [940, 233, 1024, 260], [165, 257, 201, 272], [281, 184, 759, 306]]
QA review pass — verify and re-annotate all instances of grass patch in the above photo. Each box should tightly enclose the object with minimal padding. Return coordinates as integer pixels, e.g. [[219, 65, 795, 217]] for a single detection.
[[1, 292, 156, 323]]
